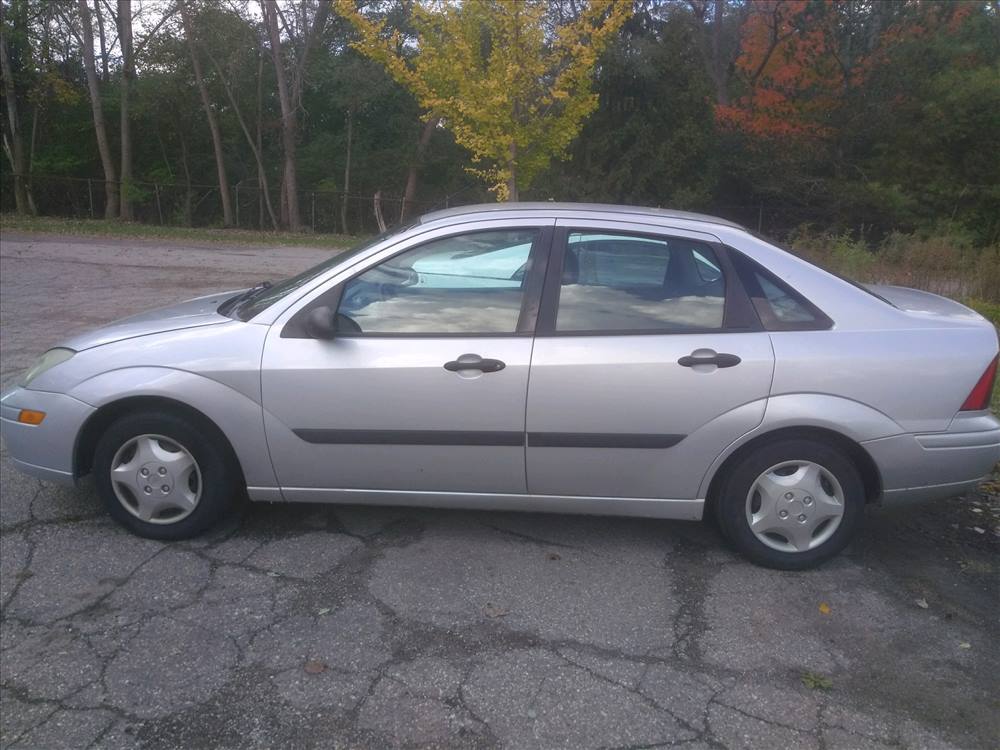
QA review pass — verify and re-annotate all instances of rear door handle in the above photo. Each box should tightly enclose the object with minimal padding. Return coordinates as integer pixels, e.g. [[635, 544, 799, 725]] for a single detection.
[[444, 354, 506, 373], [678, 351, 741, 368]]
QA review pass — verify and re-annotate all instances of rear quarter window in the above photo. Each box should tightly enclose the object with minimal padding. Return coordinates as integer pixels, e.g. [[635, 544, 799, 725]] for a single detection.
[[730, 251, 833, 331]]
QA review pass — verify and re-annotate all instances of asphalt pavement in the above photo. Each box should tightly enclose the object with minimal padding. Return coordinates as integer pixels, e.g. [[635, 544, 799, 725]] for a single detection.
[[1, 231, 997, 749]]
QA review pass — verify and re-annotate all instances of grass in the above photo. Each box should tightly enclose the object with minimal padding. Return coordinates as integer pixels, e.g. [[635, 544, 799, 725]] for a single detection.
[[0, 213, 359, 249]]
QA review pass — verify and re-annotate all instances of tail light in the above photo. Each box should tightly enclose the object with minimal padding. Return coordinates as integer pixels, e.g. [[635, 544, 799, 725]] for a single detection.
[[960, 354, 998, 411]]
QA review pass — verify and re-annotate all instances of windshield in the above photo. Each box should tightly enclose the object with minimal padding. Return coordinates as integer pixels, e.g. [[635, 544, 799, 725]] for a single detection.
[[224, 222, 417, 321]]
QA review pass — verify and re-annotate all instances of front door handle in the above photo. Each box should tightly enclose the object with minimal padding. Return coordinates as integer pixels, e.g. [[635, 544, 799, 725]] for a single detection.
[[444, 354, 506, 373], [678, 351, 741, 368]]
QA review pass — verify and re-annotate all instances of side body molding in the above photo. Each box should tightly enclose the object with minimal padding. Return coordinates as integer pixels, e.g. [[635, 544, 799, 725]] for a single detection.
[[67, 366, 277, 488], [696, 393, 904, 499]]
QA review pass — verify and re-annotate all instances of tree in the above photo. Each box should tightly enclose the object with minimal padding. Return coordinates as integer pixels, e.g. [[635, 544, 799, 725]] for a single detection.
[[179, 0, 233, 227], [260, 0, 330, 231], [118, 0, 134, 219], [74, 0, 118, 218], [0, 0, 31, 213], [336, 0, 631, 200]]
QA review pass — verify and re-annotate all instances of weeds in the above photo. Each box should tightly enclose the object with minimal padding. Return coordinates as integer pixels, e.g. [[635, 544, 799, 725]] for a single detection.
[[787, 229, 1000, 304]]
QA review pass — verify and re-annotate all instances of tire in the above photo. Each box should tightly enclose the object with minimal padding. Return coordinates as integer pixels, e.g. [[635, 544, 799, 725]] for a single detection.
[[714, 438, 865, 570], [93, 409, 240, 540]]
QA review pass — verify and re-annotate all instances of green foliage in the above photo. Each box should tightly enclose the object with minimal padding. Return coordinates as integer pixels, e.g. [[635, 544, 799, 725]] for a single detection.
[[800, 672, 833, 691], [531, 7, 718, 207]]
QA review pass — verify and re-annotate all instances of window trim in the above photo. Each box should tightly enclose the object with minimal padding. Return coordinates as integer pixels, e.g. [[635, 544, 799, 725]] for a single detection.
[[727, 247, 834, 332], [280, 226, 554, 339], [534, 227, 760, 337]]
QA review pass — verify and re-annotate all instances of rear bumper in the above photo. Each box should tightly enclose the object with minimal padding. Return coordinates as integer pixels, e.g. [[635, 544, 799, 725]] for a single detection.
[[0, 386, 95, 485], [863, 414, 1000, 507]]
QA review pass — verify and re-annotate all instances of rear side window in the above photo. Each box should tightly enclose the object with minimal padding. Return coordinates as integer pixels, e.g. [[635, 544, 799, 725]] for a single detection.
[[555, 232, 727, 332], [730, 252, 832, 330]]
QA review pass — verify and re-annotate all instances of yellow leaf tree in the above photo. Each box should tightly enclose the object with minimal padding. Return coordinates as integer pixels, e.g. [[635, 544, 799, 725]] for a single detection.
[[335, 0, 630, 201]]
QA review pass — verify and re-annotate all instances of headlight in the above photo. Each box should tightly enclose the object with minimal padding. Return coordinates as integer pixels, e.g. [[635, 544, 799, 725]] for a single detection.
[[22, 348, 75, 387]]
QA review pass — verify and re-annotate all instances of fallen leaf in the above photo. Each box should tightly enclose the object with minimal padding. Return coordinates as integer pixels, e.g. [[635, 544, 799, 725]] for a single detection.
[[801, 672, 833, 690], [317, 607, 332, 616], [971, 507, 983, 514], [484, 602, 509, 618], [972, 527, 985, 534], [304, 660, 328, 674], [266, 571, 281, 577], [958, 642, 972, 650], [818, 602, 831, 615], [915, 598, 929, 609], [546, 552, 561, 561]]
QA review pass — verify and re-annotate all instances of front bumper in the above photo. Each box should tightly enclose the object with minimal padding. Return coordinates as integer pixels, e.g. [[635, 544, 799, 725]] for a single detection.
[[0, 386, 95, 484], [863, 414, 1000, 507]]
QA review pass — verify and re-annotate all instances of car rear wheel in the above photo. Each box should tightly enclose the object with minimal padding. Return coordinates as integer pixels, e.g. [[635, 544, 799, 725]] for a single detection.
[[714, 438, 865, 569], [93, 410, 239, 540]]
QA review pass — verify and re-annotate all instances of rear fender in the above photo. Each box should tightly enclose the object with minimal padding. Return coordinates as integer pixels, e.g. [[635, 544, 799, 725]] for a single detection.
[[697, 393, 903, 499]]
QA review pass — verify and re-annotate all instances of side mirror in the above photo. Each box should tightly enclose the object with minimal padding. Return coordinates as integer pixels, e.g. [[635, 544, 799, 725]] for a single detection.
[[304, 305, 338, 340]]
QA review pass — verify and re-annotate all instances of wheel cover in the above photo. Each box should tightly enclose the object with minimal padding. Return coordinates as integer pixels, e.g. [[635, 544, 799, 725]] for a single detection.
[[110, 434, 202, 524], [744, 460, 845, 553]]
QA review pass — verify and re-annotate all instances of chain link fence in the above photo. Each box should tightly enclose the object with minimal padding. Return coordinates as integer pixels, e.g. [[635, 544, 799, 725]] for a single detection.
[[0, 173, 449, 235], [1, 171, 930, 245]]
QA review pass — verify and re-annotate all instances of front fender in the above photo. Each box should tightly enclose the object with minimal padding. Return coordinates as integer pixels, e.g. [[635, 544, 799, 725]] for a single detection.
[[696, 393, 904, 498], [68, 366, 276, 487]]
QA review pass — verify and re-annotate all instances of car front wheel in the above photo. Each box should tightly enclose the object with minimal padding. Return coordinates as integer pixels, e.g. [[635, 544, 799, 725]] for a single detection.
[[93, 410, 240, 540], [714, 438, 865, 570]]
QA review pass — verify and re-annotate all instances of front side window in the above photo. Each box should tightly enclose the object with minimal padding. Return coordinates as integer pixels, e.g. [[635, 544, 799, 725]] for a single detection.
[[337, 229, 537, 334], [555, 232, 727, 332]]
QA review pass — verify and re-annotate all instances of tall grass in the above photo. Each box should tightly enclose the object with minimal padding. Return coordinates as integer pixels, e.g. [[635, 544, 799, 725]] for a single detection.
[[787, 228, 1000, 314]]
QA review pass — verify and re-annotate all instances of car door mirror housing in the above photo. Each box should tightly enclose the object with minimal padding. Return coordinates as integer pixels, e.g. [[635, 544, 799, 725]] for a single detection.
[[304, 306, 338, 340]]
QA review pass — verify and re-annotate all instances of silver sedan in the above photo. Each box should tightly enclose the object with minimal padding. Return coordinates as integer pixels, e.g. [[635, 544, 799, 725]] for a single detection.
[[2, 204, 998, 569]]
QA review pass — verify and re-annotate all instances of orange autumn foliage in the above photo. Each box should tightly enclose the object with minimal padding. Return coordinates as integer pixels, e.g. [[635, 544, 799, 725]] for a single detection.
[[716, 0, 973, 142]]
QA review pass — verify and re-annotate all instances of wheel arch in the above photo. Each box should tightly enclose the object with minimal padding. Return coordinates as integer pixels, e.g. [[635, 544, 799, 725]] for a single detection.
[[74, 395, 245, 485], [703, 426, 883, 517]]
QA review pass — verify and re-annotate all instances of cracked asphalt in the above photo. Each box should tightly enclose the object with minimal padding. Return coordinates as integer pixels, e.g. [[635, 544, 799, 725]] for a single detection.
[[1, 231, 998, 749]]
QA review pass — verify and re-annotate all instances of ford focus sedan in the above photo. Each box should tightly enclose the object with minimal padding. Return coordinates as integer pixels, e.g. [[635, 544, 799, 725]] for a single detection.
[[2, 203, 998, 569]]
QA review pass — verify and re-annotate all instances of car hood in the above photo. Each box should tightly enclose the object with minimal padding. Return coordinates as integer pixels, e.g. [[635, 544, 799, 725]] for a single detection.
[[864, 284, 986, 322], [61, 290, 242, 351]]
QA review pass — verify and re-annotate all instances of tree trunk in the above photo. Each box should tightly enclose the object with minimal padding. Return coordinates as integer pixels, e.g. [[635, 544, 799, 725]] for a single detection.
[[341, 107, 353, 234], [179, 0, 233, 227], [0, 14, 31, 214], [400, 116, 437, 222], [255, 48, 266, 230], [505, 141, 518, 202], [76, 0, 118, 218], [261, 0, 301, 231], [93, 0, 108, 81], [201, 41, 279, 230], [711, 0, 729, 106], [179, 135, 193, 226], [118, 0, 134, 220]]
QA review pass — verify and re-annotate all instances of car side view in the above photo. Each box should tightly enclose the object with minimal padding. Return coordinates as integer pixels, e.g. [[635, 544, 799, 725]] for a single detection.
[[2, 203, 998, 569]]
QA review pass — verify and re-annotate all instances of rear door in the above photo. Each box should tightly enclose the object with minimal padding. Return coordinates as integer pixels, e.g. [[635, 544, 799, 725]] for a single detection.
[[525, 221, 774, 502]]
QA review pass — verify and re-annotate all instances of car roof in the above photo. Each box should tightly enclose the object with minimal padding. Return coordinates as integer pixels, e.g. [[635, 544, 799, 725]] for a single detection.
[[419, 202, 747, 231]]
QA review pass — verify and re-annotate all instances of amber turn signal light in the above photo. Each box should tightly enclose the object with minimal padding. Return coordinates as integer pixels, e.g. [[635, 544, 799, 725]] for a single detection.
[[17, 409, 46, 425]]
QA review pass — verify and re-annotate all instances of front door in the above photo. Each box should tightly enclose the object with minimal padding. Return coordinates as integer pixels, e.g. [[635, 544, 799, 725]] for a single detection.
[[525, 223, 774, 502], [261, 224, 552, 496]]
